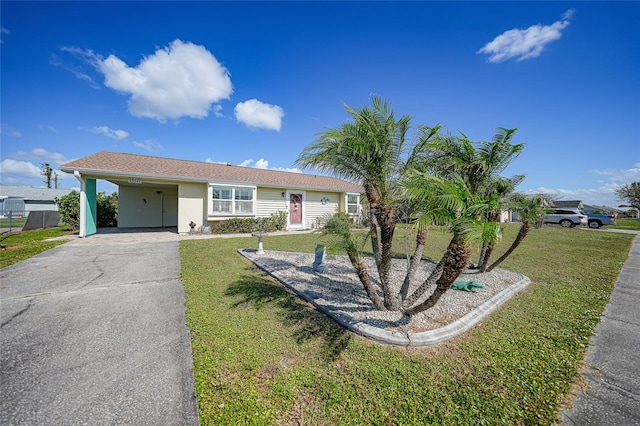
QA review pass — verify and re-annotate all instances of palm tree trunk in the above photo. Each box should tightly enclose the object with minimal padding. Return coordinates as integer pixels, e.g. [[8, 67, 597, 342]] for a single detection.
[[402, 258, 444, 309], [347, 252, 387, 311], [478, 212, 501, 270], [365, 188, 399, 310], [398, 228, 427, 305], [365, 187, 384, 277], [486, 222, 530, 272], [369, 219, 383, 275], [405, 236, 471, 316], [377, 208, 400, 310], [476, 244, 488, 269], [480, 245, 495, 272]]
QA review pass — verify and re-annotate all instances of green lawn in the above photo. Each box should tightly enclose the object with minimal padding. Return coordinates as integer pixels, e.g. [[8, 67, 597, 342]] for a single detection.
[[180, 224, 635, 425], [0, 216, 27, 228], [0, 228, 72, 269], [615, 218, 640, 231]]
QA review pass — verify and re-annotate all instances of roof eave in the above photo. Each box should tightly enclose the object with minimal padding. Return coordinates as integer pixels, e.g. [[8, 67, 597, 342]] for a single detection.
[[60, 167, 209, 184], [61, 166, 362, 192]]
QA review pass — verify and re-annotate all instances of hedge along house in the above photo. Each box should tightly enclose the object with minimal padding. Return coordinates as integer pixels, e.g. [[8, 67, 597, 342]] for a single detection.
[[60, 151, 364, 237]]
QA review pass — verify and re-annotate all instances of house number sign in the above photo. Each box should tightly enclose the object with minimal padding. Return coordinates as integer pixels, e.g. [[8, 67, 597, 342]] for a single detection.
[[128, 178, 143, 184]]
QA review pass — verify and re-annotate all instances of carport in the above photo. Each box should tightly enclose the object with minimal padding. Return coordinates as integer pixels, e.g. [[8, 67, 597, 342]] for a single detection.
[[70, 172, 179, 238]]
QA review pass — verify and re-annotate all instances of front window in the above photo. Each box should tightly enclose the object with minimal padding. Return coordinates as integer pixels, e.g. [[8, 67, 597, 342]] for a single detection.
[[212, 187, 232, 213], [210, 185, 255, 216], [235, 188, 253, 213], [347, 193, 360, 215]]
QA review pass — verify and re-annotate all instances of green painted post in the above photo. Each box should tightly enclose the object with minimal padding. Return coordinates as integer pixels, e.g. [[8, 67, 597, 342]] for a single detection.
[[85, 179, 97, 236]]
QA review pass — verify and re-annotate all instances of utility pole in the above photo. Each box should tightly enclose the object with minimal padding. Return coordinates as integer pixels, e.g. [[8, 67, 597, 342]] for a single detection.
[[41, 163, 53, 188]]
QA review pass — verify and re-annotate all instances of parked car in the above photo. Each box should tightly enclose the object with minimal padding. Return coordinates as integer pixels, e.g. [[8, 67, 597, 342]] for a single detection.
[[542, 208, 588, 228], [587, 213, 617, 229]]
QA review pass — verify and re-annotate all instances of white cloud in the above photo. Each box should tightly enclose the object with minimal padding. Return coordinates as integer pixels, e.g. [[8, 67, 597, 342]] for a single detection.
[[238, 158, 271, 169], [38, 124, 59, 133], [1, 124, 21, 137], [1, 26, 10, 44], [234, 99, 284, 131], [213, 105, 224, 118], [87, 125, 130, 140], [0, 149, 76, 187], [12, 148, 70, 165], [133, 140, 164, 152], [255, 158, 269, 169], [205, 158, 228, 164], [521, 164, 640, 207], [0, 159, 42, 179], [53, 48, 102, 90], [523, 183, 622, 208], [477, 10, 573, 63], [591, 163, 640, 183], [238, 157, 302, 173], [271, 166, 303, 173], [96, 39, 233, 121]]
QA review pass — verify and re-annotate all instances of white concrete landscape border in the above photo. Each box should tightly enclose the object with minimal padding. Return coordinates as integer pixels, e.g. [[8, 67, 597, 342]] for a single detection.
[[239, 249, 531, 347]]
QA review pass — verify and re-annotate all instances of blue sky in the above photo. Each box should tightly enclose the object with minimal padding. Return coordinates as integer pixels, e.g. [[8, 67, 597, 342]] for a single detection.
[[1, 1, 638, 208]]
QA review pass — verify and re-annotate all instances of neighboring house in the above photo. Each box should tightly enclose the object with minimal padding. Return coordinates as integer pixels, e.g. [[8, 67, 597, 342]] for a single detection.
[[0, 185, 73, 217], [553, 200, 584, 209], [60, 151, 364, 237], [618, 207, 640, 218], [582, 204, 623, 216]]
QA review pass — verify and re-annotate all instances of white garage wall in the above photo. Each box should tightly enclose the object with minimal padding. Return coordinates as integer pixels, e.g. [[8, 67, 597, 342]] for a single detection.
[[178, 183, 207, 234], [118, 186, 164, 228]]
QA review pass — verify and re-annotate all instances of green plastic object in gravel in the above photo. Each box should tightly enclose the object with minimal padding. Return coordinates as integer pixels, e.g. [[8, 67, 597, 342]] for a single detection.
[[452, 281, 485, 292]]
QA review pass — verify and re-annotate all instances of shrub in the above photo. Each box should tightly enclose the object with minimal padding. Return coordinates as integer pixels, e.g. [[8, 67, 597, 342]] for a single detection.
[[55, 191, 118, 230], [96, 192, 118, 227], [55, 191, 80, 230], [210, 211, 287, 234]]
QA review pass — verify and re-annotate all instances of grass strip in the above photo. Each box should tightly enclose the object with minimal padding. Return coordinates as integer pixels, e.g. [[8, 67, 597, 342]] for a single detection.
[[614, 218, 640, 231], [180, 224, 634, 425], [0, 217, 28, 228], [0, 228, 72, 269]]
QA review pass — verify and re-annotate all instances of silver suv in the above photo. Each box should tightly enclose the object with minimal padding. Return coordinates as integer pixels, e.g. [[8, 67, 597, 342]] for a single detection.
[[542, 208, 588, 228]]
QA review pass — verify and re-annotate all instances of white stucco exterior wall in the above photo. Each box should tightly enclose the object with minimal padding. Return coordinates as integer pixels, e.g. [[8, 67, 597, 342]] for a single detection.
[[118, 185, 178, 228], [118, 186, 164, 228], [178, 182, 207, 234]]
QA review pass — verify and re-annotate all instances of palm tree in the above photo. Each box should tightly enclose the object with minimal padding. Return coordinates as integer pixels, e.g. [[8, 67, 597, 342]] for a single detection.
[[295, 96, 439, 310], [420, 127, 524, 271], [476, 174, 525, 272], [403, 174, 501, 316], [485, 194, 543, 272], [321, 211, 386, 310], [297, 98, 526, 315]]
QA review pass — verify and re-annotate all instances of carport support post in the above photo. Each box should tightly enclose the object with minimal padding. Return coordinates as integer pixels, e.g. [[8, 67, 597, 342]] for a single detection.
[[74, 171, 97, 237]]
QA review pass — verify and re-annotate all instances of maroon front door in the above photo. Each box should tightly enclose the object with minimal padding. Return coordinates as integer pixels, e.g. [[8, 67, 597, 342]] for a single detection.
[[289, 193, 303, 226]]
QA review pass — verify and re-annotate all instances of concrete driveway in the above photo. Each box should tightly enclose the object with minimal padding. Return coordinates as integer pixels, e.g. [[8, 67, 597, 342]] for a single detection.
[[0, 231, 199, 425]]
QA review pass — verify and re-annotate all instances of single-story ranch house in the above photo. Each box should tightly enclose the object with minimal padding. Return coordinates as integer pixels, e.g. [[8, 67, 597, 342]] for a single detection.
[[60, 152, 363, 237]]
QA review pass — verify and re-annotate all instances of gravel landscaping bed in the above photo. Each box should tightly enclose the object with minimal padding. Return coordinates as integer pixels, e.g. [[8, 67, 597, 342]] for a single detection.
[[240, 249, 529, 342]]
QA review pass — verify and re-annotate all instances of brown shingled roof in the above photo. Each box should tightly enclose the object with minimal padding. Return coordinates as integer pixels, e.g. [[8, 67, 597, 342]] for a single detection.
[[60, 151, 363, 192]]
